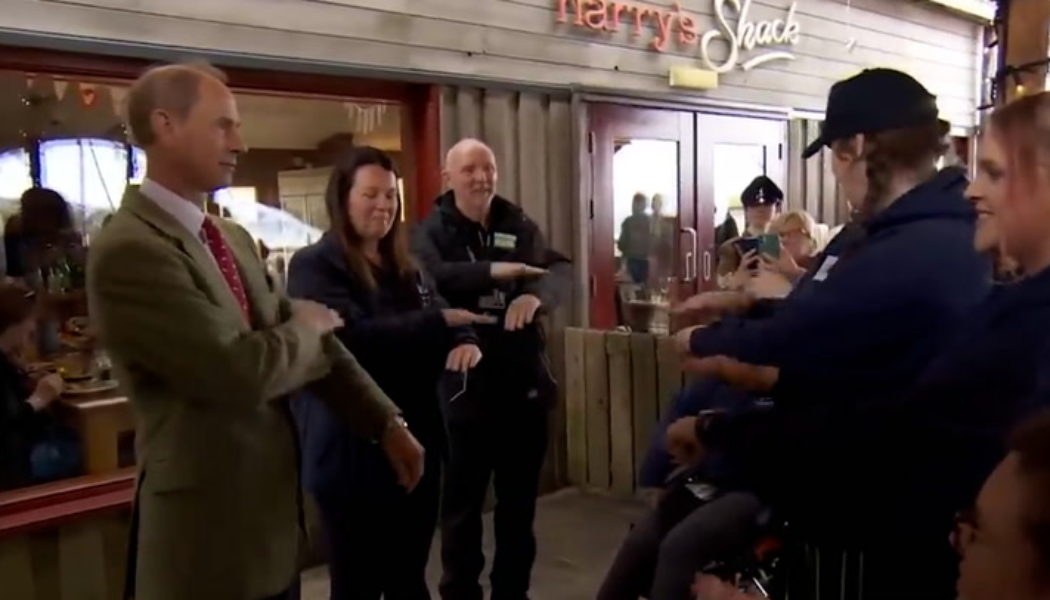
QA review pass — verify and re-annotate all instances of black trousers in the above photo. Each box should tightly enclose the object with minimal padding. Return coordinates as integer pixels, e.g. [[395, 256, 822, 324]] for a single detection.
[[315, 449, 443, 600], [439, 405, 549, 600]]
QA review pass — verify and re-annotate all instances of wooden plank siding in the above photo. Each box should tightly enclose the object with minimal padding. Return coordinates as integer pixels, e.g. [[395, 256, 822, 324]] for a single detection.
[[564, 328, 686, 496], [7, 0, 981, 126]]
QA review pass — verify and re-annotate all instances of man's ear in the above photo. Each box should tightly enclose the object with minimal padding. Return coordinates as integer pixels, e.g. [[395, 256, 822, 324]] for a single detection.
[[441, 168, 451, 190]]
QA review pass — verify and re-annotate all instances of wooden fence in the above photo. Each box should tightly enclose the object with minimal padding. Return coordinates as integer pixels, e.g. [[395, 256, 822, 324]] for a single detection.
[[564, 328, 690, 497]]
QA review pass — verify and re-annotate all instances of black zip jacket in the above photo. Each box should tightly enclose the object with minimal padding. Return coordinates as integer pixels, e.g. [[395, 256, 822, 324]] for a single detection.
[[412, 192, 571, 416]]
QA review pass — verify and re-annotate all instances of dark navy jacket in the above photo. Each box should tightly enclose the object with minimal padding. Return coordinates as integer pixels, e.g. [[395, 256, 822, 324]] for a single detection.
[[288, 233, 475, 495], [691, 168, 990, 401], [636, 223, 862, 488], [714, 266, 1050, 546]]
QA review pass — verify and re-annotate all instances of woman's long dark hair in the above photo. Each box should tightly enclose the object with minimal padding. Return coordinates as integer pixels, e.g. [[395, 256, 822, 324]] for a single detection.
[[324, 146, 414, 290]]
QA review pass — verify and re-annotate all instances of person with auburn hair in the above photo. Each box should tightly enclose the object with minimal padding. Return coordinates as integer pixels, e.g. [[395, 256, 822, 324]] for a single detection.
[[673, 91, 1050, 597], [288, 146, 487, 600], [88, 63, 421, 600]]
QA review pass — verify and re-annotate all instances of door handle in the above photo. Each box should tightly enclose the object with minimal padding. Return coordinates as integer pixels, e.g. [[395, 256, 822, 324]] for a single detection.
[[680, 227, 698, 282], [702, 250, 712, 281]]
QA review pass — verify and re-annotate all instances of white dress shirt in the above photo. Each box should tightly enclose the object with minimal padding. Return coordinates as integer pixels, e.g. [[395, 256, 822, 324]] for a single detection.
[[138, 179, 218, 268]]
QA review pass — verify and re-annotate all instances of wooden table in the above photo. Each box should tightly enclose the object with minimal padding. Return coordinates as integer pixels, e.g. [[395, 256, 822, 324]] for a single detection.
[[58, 393, 133, 476]]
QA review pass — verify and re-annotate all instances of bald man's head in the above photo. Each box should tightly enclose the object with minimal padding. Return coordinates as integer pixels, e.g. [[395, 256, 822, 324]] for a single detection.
[[443, 138, 498, 222], [126, 62, 228, 147]]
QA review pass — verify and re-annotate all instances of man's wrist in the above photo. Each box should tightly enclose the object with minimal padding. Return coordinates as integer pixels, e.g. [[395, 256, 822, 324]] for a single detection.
[[382, 415, 408, 439]]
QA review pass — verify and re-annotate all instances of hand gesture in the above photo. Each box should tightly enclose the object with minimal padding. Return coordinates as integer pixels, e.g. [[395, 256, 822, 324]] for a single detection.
[[760, 242, 805, 280], [490, 262, 548, 280], [290, 299, 344, 335], [446, 343, 482, 373], [381, 420, 425, 491], [30, 373, 64, 411], [726, 250, 759, 291], [505, 294, 542, 331], [672, 291, 752, 323], [665, 416, 703, 466], [441, 309, 497, 327], [674, 324, 704, 355]]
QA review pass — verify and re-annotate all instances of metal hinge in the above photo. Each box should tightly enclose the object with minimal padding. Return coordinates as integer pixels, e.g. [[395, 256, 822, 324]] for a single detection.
[[778, 143, 783, 160], [588, 131, 596, 154], [589, 199, 595, 220]]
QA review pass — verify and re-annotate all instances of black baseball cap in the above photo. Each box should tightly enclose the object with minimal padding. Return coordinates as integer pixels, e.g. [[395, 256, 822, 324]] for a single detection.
[[803, 68, 942, 159]]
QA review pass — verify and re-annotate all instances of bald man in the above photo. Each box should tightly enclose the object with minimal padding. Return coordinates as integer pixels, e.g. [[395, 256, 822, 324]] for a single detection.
[[87, 63, 421, 600], [413, 139, 571, 600]]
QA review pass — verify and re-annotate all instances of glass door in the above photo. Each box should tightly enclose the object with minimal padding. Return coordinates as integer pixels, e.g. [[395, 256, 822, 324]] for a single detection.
[[588, 104, 695, 332], [696, 114, 787, 290]]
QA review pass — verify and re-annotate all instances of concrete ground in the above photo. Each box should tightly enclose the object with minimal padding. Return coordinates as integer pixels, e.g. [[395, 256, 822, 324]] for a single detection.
[[302, 489, 644, 600]]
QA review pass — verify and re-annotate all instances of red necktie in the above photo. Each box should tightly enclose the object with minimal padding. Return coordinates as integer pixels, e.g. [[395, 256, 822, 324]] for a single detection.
[[200, 218, 252, 324]]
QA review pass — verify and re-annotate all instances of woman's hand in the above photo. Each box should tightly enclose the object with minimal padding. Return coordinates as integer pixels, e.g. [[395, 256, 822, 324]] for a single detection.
[[441, 309, 496, 327], [445, 343, 482, 373], [761, 241, 806, 280], [665, 416, 703, 466], [672, 291, 754, 324], [725, 250, 759, 290], [682, 356, 779, 393], [28, 373, 64, 411]]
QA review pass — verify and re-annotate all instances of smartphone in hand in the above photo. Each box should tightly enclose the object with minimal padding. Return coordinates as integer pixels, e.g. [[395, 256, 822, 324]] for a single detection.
[[758, 234, 780, 258]]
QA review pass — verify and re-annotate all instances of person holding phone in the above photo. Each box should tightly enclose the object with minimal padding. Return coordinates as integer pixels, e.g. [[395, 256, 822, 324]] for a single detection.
[[288, 147, 487, 600], [716, 176, 783, 289], [722, 209, 819, 299]]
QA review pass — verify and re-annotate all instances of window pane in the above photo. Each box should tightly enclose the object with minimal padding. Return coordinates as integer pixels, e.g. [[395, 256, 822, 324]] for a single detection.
[[40, 139, 128, 218], [213, 187, 322, 251], [0, 148, 32, 212]]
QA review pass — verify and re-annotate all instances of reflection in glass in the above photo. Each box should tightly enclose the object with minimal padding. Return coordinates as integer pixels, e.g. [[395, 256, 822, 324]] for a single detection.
[[612, 139, 678, 333], [0, 149, 32, 207], [712, 143, 765, 238]]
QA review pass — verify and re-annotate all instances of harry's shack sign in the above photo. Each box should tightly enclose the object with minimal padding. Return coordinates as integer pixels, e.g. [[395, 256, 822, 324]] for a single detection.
[[555, 0, 801, 74]]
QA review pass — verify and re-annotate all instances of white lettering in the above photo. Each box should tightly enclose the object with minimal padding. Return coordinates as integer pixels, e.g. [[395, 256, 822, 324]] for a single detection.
[[700, 0, 799, 73], [557, 0, 801, 73]]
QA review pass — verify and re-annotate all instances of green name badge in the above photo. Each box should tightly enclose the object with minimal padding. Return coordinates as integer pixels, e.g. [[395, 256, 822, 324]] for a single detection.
[[493, 232, 517, 250]]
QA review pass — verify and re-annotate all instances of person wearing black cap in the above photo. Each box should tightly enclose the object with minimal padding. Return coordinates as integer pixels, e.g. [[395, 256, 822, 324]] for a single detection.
[[663, 68, 990, 599], [716, 176, 783, 284]]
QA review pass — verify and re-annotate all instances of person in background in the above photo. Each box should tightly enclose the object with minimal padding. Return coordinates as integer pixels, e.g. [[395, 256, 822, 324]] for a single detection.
[[4, 187, 85, 288], [618, 192, 652, 284], [413, 138, 571, 600], [0, 283, 76, 491], [722, 209, 821, 299], [955, 409, 1050, 600], [649, 194, 676, 287], [5, 187, 87, 357], [716, 177, 782, 285], [288, 146, 487, 600], [88, 63, 422, 600]]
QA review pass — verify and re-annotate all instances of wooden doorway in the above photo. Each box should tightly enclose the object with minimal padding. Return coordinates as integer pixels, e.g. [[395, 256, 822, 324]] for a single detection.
[[587, 104, 787, 331]]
